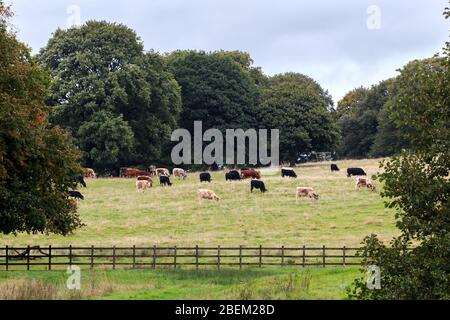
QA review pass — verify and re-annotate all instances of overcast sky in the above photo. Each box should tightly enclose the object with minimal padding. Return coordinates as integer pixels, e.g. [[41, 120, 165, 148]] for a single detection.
[[5, 0, 449, 102]]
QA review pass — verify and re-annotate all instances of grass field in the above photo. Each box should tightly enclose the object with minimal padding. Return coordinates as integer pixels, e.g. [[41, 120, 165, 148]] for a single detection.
[[0, 158, 398, 299], [0, 158, 398, 247]]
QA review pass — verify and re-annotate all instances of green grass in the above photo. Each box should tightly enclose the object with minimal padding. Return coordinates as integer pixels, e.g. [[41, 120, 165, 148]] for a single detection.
[[0, 158, 396, 299], [0, 158, 398, 247], [0, 267, 361, 300]]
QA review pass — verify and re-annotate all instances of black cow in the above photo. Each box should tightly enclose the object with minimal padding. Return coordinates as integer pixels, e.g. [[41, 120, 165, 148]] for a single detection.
[[347, 167, 367, 177], [160, 175, 172, 186], [69, 190, 84, 200], [225, 170, 241, 181], [331, 164, 340, 172], [281, 168, 297, 178], [250, 180, 267, 193], [199, 172, 211, 183], [75, 175, 86, 187]]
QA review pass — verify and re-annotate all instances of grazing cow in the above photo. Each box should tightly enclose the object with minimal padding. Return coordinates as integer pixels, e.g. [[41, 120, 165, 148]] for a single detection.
[[136, 179, 151, 192], [120, 168, 150, 178], [355, 177, 376, 191], [148, 165, 157, 176], [156, 168, 170, 177], [347, 167, 367, 177], [69, 190, 84, 200], [250, 180, 267, 193], [225, 170, 241, 181], [159, 175, 172, 186], [83, 168, 96, 178], [75, 176, 86, 187], [295, 187, 319, 203], [199, 172, 212, 183], [281, 168, 297, 178], [198, 189, 220, 202], [137, 176, 153, 186], [330, 164, 340, 172], [173, 168, 187, 179], [241, 169, 261, 179]]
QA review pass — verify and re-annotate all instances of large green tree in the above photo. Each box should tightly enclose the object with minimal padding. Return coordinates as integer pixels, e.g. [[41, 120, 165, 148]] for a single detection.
[[349, 55, 450, 299], [38, 21, 181, 171], [0, 3, 83, 235], [257, 73, 339, 164], [166, 50, 259, 133]]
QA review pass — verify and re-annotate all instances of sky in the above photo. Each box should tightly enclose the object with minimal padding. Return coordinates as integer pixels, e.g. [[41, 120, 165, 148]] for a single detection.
[[5, 0, 449, 102]]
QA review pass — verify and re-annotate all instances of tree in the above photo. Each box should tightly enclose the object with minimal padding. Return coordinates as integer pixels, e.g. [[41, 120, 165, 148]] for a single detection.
[[337, 81, 391, 158], [38, 21, 181, 170], [77, 111, 134, 171], [166, 50, 259, 133], [349, 55, 450, 299], [0, 2, 83, 235], [257, 73, 339, 164]]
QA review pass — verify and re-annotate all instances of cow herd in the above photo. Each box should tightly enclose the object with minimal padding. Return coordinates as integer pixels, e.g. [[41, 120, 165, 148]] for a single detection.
[[68, 163, 376, 208]]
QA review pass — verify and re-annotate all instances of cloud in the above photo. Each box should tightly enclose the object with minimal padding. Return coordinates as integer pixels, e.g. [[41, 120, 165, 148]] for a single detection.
[[6, 0, 448, 101]]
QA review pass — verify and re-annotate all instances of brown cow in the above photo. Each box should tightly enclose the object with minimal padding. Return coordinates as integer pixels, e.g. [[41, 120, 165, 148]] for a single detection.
[[240, 169, 261, 179], [173, 168, 187, 179], [121, 168, 150, 178], [296, 187, 319, 203], [355, 177, 376, 191], [83, 168, 96, 178], [198, 189, 220, 202], [136, 180, 151, 192], [137, 176, 153, 187]]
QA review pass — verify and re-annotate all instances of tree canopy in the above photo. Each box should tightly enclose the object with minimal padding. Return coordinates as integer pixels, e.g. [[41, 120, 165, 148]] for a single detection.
[[0, 3, 83, 235]]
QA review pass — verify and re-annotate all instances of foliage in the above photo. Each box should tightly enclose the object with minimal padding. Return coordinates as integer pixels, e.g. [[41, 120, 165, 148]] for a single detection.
[[0, 3, 83, 235], [257, 73, 339, 164], [350, 54, 450, 299], [38, 21, 181, 171]]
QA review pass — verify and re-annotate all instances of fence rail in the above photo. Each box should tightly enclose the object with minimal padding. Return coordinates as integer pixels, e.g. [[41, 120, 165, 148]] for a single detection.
[[0, 245, 363, 271]]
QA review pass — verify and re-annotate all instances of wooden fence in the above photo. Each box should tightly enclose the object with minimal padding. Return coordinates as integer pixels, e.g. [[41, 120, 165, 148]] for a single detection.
[[0, 245, 363, 271]]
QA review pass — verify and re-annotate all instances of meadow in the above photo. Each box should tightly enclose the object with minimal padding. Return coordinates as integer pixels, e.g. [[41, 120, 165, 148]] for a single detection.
[[0, 158, 399, 299]]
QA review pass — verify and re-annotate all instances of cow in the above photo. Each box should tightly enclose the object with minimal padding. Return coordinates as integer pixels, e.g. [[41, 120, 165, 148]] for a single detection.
[[281, 168, 297, 178], [199, 172, 212, 183], [241, 169, 261, 179], [225, 170, 241, 181], [330, 164, 340, 172], [120, 168, 150, 178], [148, 165, 157, 176], [156, 168, 170, 177], [250, 180, 267, 193], [347, 167, 366, 177], [69, 198, 78, 210], [159, 175, 172, 186], [83, 168, 96, 178], [137, 176, 153, 186], [136, 179, 151, 192], [355, 177, 376, 191], [173, 168, 187, 179], [75, 176, 86, 187], [198, 189, 220, 202], [69, 190, 84, 200], [295, 187, 319, 203]]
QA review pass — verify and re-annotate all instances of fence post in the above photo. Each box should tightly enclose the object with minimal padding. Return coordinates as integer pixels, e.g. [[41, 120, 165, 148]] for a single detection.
[[132, 245, 136, 269], [302, 245, 306, 267], [322, 245, 326, 267], [48, 245, 52, 271], [239, 245, 242, 270], [152, 245, 156, 268], [69, 245, 73, 266], [174, 246, 177, 269], [27, 245, 30, 271], [5, 245, 8, 271], [343, 246, 346, 266], [281, 246, 285, 266], [112, 246, 116, 270], [90, 245, 94, 269], [259, 245, 262, 268], [217, 245, 221, 270], [195, 245, 199, 270]]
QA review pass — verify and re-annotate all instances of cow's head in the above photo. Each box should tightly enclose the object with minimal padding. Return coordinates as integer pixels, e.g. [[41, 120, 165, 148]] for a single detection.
[[311, 192, 319, 200], [213, 195, 220, 202]]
